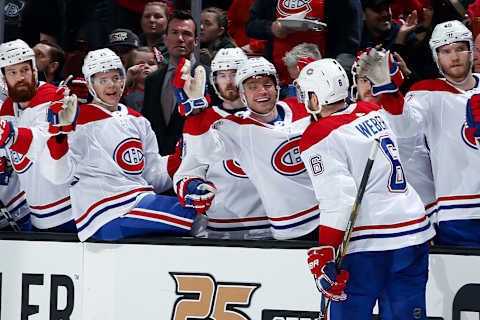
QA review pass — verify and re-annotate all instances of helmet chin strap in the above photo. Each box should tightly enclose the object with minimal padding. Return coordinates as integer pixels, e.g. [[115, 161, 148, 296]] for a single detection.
[[445, 69, 472, 86]]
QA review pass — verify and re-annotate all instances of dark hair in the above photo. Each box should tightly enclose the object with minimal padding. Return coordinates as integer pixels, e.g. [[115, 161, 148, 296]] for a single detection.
[[202, 7, 228, 39], [126, 46, 158, 68], [38, 40, 65, 79], [165, 10, 197, 35]]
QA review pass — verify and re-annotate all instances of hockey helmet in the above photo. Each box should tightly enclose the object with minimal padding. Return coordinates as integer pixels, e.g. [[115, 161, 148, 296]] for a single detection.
[[0, 39, 37, 76], [82, 48, 126, 106], [429, 20, 473, 76], [210, 48, 248, 101], [295, 58, 349, 118], [235, 57, 280, 115]]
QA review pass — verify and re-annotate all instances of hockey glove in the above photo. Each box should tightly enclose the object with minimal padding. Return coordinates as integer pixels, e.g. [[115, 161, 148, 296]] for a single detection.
[[176, 177, 216, 214], [173, 58, 211, 116], [466, 94, 480, 138], [47, 86, 79, 135], [0, 119, 15, 149], [307, 246, 349, 302], [59, 76, 89, 104], [356, 48, 404, 96]]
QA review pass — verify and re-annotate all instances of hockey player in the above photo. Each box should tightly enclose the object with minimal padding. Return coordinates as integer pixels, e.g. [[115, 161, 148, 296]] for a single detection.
[[174, 57, 320, 240], [350, 56, 436, 210], [171, 48, 271, 239], [296, 58, 434, 319], [0, 39, 75, 232], [38, 48, 196, 241], [356, 20, 480, 246]]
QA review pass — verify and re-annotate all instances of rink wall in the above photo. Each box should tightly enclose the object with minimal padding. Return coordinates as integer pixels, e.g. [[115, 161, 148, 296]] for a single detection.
[[0, 232, 479, 320]]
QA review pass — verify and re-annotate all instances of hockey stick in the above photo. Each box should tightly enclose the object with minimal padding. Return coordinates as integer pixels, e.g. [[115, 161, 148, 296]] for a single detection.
[[319, 138, 380, 319], [0, 202, 20, 232]]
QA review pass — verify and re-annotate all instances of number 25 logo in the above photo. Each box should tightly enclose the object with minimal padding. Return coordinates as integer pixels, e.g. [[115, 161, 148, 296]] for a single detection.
[[170, 272, 260, 320]]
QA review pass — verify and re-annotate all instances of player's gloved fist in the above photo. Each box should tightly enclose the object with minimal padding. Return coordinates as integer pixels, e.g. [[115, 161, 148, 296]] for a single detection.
[[60, 76, 89, 104], [307, 246, 349, 302], [466, 93, 480, 138], [0, 119, 15, 149], [176, 177, 216, 214], [173, 58, 211, 116], [356, 48, 404, 96], [47, 86, 79, 135]]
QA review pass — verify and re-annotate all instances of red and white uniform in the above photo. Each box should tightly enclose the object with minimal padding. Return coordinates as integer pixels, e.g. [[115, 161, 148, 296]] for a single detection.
[[300, 102, 434, 254], [175, 101, 320, 240], [174, 106, 271, 239], [0, 82, 73, 229], [39, 103, 172, 241], [0, 166, 29, 228], [383, 77, 480, 224]]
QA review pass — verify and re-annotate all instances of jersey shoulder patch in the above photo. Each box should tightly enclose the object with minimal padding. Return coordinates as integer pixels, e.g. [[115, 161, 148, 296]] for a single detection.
[[409, 79, 461, 94], [184, 107, 230, 135]]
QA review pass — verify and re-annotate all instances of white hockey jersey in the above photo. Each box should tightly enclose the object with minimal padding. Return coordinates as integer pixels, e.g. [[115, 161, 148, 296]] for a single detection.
[[39, 103, 172, 241], [0, 82, 73, 229], [300, 102, 435, 254], [174, 105, 271, 239], [383, 77, 480, 224], [175, 100, 320, 240]]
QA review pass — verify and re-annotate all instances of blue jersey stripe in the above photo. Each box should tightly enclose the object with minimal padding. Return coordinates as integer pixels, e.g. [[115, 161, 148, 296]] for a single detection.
[[350, 222, 431, 242], [31, 204, 71, 218], [271, 213, 319, 230], [207, 224, 271, 232]]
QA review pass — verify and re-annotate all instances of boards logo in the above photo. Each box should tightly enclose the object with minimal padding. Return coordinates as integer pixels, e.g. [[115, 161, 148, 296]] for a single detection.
[[170, 272, 260, 320], [223, 160, 247, 178], [271, 136, 306, 176], [277, 0, 312, 17], [9, 150, 32, 174], [461, 122, 479, 150], [261, 309, 318, 320], [113, 138, 144, 175]]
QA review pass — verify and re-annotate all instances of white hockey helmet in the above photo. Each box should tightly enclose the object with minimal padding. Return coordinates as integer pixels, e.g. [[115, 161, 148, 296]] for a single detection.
[[0, 39, 37, 77], [295, 58, 349, 118], [82, 48, 126, 106], [429, 20, 473, 76], [235, 57, 280, 115], [210, 48, 248, 101]]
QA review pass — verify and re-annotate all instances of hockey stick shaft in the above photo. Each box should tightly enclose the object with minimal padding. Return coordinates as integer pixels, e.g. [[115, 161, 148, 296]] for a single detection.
[[320, 139, 379, 319]]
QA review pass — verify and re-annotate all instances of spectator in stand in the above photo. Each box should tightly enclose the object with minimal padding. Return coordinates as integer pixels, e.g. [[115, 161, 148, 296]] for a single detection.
[[106, 28, 140, 68], [124, 47, 160, 113], [142, 10, 199, 156], [200, 7, 236, 66], [282, 43, 322, 98], [246, 0, 362, 98], [475, 33, 480, 72], [140, 1, 170, 64], [33, 40, 65, 86], [360, 0, 419, 53], [227, 0, 266, 56]]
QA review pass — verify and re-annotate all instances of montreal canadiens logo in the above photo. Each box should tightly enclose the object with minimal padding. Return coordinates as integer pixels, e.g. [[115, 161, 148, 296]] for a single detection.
[[461, 122, 479, 150], [223, 160, 247, 178], [271, 136, 306, 176], [113, 138, 144, 175], [277, 0, 312, 17], [9, 150, 32, 174]]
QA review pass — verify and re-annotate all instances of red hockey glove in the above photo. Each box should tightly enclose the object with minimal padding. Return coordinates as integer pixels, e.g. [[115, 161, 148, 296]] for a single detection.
[[307, 246, 349, 302], [47, 86, 79, 135], [176, 177, 216, 214], [173, 58, 210, 116], [466, 93, 480, 138], [0, 119, 15, 148], [356, 48, 404, 96]]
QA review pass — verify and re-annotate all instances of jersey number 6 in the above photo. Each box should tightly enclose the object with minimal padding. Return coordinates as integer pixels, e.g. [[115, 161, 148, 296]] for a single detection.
[[378, 135, 407, 193]]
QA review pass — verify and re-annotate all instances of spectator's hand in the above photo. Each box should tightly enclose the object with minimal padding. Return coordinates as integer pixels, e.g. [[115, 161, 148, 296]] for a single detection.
[[393, 52, 412, 78], [126, 64, 143, 87], [396, 10, 418, 44], [422, 7, 433, 30], [271, 20, 293, 38]]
